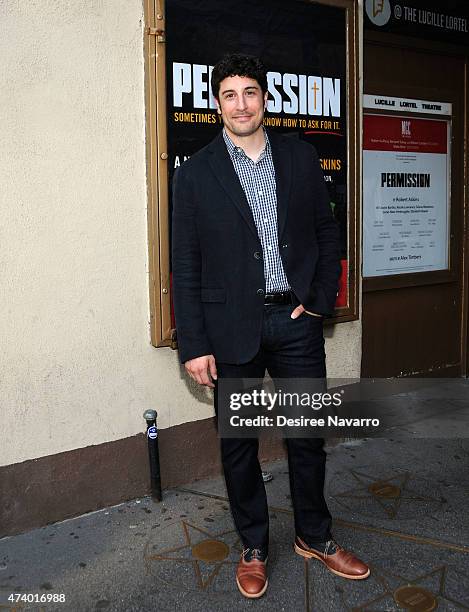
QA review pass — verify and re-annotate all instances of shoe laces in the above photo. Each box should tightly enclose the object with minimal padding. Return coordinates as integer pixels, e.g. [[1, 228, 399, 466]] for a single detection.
[[324, 539, 344, 558], [243, 547, 263, 561]]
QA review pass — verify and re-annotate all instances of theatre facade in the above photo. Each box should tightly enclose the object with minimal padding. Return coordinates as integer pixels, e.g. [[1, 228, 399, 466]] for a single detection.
[[1, 0, 468, 535]]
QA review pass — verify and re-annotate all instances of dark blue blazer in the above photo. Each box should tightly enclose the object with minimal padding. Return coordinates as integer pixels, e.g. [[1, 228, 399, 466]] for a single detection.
[[172, 129, 341, 364]]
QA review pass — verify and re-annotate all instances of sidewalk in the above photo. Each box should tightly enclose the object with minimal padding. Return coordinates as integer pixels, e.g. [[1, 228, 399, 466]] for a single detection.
[[1, 386, 469, 611]]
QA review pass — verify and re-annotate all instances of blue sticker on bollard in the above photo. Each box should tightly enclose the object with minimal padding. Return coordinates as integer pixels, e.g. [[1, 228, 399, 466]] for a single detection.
[[147, 425, 157, 439]]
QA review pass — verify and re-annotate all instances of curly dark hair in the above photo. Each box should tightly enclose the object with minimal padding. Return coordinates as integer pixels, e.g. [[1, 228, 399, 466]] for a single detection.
[[211, 53, 268, 99]]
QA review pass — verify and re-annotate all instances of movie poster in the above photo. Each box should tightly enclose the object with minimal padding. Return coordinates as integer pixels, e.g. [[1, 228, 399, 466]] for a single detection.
[[165, 0, 349, 315], [363, 113, 450, 277]]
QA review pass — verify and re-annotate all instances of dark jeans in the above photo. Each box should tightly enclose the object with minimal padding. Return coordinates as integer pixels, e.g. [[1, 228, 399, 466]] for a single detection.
[[214, 301, 333, 552]]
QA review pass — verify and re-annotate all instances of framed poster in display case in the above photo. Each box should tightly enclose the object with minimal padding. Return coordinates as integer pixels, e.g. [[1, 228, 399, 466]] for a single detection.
[[144, 0, 360, 347], [363, 105, 451, 278]]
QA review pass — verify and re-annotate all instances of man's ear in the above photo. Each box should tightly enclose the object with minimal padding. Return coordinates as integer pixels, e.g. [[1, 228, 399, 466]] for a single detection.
[[263, 91, 268, 110], [215, 97, 222, 114]]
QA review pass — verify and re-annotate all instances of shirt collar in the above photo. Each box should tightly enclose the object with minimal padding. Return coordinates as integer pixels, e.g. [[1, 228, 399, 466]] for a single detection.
[[222, 127, 270, 161]]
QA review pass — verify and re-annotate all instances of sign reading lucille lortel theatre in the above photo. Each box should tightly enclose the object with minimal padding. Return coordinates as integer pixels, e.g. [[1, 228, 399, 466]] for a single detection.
[[364, 0, 469, 46], [363, 101, 451, 277]]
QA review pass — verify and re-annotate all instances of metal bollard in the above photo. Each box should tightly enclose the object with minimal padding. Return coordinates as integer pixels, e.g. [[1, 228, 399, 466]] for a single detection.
[[143, 409, 162, 502]]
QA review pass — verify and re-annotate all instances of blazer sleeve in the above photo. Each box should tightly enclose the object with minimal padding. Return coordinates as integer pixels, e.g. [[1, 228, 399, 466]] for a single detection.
[[172, 166, 212, 364], [302, 146, 342, 316]]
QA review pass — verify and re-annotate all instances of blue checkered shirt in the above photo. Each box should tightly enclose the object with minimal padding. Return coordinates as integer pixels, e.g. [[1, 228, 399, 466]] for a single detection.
[[223, 129, 290, 293]]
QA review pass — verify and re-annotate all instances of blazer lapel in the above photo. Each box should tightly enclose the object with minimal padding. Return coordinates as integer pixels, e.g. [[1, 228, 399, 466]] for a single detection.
[[268, 130, 292, 243], [207, 133, 258, 239]]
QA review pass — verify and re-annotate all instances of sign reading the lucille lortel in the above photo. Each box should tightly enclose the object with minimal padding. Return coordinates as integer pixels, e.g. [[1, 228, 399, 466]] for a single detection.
[[166, 0, 350, 312], [364, 0, 469, 46], [363, 102, 451, 277]]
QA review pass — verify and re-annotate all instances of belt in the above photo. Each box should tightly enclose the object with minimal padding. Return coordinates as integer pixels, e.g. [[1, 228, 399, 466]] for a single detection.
[[264, 291, 293, 305]]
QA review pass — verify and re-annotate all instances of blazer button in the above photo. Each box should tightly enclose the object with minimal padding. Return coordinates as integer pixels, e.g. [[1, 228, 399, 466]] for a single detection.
[[254, 251, 261, 259], [257, 289, 264, 295]]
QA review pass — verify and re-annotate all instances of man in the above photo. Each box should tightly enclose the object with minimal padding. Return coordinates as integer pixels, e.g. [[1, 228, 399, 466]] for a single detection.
[[172, 53, 369, 599]]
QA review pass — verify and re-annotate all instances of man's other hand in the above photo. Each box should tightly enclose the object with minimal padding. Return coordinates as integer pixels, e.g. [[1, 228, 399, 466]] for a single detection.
[[185, 354, 218, 388], [290, 304, 322, 319]]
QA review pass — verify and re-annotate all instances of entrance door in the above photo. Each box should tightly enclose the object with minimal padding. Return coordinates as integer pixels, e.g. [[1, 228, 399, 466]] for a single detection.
[[362, 41, 465, 377]]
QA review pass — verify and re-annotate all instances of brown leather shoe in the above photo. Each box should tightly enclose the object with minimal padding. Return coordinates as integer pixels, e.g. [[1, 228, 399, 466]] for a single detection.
[[294, 536, 370, 580], [236, 548, 268, 598]]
